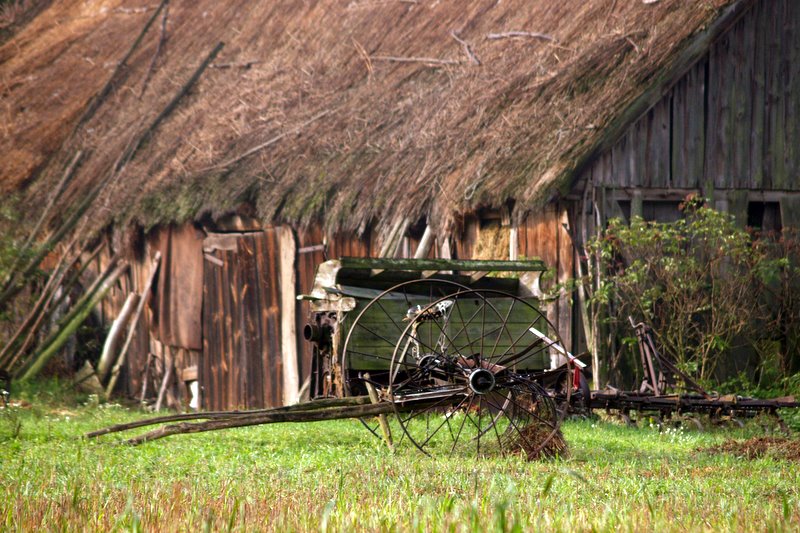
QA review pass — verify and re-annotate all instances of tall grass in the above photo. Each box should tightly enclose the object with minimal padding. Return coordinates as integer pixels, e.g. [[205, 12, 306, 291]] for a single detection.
[[0, 387, 798, 531]]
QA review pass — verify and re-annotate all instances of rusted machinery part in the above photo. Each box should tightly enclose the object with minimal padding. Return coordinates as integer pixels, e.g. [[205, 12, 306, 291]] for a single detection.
[[387, 288, 567, 459]]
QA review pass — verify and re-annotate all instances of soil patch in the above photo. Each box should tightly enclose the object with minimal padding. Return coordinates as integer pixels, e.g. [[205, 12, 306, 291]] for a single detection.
[[702, 436, 800, 462]]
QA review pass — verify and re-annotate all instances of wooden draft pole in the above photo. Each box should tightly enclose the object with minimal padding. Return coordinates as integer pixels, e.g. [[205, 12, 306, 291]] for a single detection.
[[105, 251, 161, 398], [126, 401, 395, 446]]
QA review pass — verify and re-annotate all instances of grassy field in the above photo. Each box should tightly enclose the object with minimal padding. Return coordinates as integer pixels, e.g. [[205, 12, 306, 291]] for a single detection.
[[1, 387, 798, 532]]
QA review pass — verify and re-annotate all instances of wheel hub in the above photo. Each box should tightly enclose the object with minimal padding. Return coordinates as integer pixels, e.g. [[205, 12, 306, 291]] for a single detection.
[[468, 368, 495, 394]]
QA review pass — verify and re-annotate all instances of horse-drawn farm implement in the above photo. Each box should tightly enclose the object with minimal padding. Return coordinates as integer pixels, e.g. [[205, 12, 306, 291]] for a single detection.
[[88, 257, 798, 458]]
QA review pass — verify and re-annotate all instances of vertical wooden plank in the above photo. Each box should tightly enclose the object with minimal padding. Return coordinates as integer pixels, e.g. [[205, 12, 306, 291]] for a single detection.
[[784, 0, 799, 186], [706, 30, 729, 189], [750, 0, 767, 189], [671, 74, 688, 187], [646, 98, 671, 188], [669, 61, 707, 191], [556, 206, 573, 352], [688, 61, 707, 189], [278, 226, 299, 405], [240, 236, 262, 408], [731, 17, 753, 188], [766, 0, 787, 189], [265, 228, 283, 408], [611, 131, 631, 187]]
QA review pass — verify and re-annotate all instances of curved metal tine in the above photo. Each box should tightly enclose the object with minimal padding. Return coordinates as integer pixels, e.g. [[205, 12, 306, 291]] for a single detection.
[[493, 385, 559, 430], [482, 393, 542, 452], [404, 393, 471, 454], [449, 394, 475, 455]]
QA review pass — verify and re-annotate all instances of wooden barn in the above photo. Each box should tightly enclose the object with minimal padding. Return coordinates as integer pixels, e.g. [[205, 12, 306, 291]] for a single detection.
[[1, 0, 798, 408]]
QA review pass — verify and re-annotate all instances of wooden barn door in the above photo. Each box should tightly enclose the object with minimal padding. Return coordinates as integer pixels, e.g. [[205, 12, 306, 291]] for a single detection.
[[201, 230, 283, 410]]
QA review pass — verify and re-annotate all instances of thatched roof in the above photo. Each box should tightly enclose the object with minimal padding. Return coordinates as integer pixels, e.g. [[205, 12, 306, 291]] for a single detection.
[[1, 0, 742, 238]]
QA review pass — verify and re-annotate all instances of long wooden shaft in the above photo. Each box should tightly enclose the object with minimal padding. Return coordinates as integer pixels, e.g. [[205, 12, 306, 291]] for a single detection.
[[126, 402, 396, 445], [86, 396, 374, 438]]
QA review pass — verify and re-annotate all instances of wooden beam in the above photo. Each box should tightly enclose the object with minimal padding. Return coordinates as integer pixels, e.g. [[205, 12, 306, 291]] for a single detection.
[[338, 257, 547, 272]]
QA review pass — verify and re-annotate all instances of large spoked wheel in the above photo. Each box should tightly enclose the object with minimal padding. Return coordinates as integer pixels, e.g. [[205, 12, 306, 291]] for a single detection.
[[341, 279, 473, 440], [388, 289, 566, 458]]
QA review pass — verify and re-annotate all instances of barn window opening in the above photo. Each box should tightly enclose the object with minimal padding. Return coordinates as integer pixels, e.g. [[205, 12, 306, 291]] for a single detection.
[[642, 201, 683, 223], [746, 202, 782, 233]]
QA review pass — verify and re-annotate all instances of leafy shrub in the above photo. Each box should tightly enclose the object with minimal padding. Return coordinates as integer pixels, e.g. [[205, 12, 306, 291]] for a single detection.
[[589, 197, 799, 385]]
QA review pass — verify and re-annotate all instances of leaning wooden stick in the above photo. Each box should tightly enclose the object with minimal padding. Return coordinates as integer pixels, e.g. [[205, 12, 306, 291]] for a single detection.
[[105, 251, 161, 397], [86, 396, 374, 439], [126, 402, 396, 445]]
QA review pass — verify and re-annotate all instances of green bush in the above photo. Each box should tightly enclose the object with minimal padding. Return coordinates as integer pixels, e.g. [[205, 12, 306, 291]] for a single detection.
[[589, 197, 799, 386]]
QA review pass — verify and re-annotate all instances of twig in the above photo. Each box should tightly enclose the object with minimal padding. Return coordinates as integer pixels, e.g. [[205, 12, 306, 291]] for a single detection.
[[352, 38, 373, 78], [450, 31, 481, 66], [139, 0, 169, 98], [486, 31, 555, 42], [207, 108, 335, 170], [210, 60, 262, 69], [370, 55, 461, 65]]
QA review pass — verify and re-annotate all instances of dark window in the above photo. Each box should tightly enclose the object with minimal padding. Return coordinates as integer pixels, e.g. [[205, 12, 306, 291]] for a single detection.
[[642, 201, 682, 223], [747, 202, 782, 233]]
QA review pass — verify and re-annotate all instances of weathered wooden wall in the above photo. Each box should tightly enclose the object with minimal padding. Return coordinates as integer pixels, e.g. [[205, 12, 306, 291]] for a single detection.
[[201, 230, 283, 410], [585, 0, 800, 197], [517, 205, 574, 353]]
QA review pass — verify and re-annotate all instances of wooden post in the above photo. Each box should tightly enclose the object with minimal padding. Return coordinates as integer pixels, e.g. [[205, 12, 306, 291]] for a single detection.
[[364, 373, 393, 449], [413, 226, 434, 259], [278, 226, 300, 405]]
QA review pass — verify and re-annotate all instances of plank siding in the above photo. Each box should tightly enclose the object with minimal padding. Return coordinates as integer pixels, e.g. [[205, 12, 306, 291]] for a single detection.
[[585, 0, 800, 196], [201, 230, 283, 410]]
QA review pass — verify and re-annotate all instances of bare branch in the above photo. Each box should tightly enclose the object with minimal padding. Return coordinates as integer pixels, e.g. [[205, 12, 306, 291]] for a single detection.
[[370, 55, 461, 66], [486, 31, 555, 42], [450, 31, 481, 66]]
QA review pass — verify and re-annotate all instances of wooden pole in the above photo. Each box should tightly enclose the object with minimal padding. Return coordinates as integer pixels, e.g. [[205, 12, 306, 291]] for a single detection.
[[364, 373, 393, 449], [97, 292, 139, 383], [126, 402, 396, 445], [154, 349, 173, 411], [105, 252, 161, 398], [18, 261, 129, 381], [86, 395, 373, 438], [413, 225, 434, 259], [278, 227, 300, 405]]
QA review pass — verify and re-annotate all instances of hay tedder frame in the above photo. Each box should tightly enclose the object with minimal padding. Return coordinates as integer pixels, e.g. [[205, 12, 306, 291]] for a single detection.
[[88, 257, 797, 454], [300, 257, 583, 458]]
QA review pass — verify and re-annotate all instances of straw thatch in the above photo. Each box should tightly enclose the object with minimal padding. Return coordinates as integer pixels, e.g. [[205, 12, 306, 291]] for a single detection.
[[1, 0, 738, 238]]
